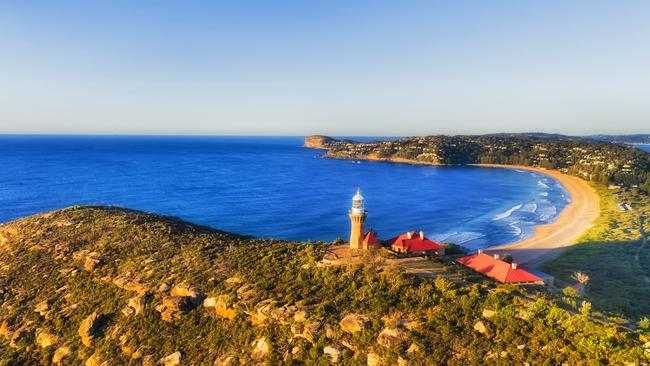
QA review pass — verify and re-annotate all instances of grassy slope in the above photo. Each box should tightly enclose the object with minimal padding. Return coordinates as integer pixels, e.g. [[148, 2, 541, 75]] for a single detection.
[[541, 186, 650, 319], [0, 206, 647, 365]]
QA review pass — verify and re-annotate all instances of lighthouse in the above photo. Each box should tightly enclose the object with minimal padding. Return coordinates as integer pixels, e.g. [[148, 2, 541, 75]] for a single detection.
[[348, 189, 368, 249]]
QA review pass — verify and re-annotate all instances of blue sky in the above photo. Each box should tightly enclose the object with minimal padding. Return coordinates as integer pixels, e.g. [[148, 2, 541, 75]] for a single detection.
[[1, 1, 649, 135]]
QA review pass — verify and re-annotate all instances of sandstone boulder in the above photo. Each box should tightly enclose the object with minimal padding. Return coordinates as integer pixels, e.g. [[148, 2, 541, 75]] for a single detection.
[[203, 297, 217, 308], [36, 329, 58, 348], [236, 283, 257, 300], [78, 311, 106, 347], [214, 354, 235, 366], [214, 295, 237, 320], [248, 299, 278, 325], [127, 293, 148, 315], [113, 275, 148, 294], [225, 276, 242, 285], [52, 346, 71, 364], [84, 254, 103, 272], [85, 352, 107, 366], [251, 337, 270, 360], [323, 345, 342, 363], [171, 283, 204, 306], [299, 321, 321, 344], [156, 296, 191, 321], [407, 343, 420, 354], [367, 351, 382, 366], [376, 327, 405, 348], [340, 314, 369, 334], [160, 351, 182, 366], [34, 300, 50, 317], [482, 309, 496, 318], [474, 321, 489, 335], [293, 310, 308, 323]]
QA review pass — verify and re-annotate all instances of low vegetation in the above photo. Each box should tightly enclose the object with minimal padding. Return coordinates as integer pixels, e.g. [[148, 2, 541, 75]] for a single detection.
[[0, 206, 648, 364], [542, 186, 650, 320]]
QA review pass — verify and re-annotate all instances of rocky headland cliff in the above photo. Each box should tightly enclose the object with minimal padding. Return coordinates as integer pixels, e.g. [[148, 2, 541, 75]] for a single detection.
[[303, 135, 336, 149]]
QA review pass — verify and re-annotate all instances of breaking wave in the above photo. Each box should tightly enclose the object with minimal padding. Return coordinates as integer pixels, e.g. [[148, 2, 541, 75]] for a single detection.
[[493, 204, 523, 221]]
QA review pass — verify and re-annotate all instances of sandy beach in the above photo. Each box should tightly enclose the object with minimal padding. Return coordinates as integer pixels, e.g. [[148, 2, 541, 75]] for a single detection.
[[477, 164, 600, 266]]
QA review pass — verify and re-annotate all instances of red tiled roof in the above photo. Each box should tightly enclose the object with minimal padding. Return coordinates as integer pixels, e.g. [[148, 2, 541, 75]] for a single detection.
[[362, 231, 381, 245], [390, 232, 444, 253], [456, 253, 542, 284]]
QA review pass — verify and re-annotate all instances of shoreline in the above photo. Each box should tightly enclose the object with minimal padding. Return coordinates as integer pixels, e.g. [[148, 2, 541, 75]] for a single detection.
[[322, 154, 601, 266], [477, 164, 600, 266]]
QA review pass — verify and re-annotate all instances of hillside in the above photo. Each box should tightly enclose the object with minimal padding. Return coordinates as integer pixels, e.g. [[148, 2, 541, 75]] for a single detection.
[[0, 206, 647, 364]]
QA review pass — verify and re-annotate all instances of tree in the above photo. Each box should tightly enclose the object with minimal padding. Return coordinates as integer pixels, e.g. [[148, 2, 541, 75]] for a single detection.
[[571, 272, 590, 285]]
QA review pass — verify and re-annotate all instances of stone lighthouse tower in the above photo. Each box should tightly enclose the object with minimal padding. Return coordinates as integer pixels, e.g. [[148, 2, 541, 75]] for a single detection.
[[348, 189, 368, 250]]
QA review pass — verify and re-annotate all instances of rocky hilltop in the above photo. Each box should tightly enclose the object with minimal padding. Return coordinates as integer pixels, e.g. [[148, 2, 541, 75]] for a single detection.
[[0, 206, 647, 364], [303, 135, 336, 149]]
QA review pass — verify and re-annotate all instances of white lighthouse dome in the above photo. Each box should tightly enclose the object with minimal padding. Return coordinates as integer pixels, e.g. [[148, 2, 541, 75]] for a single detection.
[[351, 189, 365, 215]]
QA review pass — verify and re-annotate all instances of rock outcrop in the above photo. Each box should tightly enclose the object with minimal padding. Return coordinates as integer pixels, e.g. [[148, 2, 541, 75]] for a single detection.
[[323, 345, 342, 363], [376, 327, 405, 347], [127, 293, 148, 315], [113, 275, 148, 294], [155, 296, 192, 321], [36, 329, 58, 348], [78, 311, 106, 347], [170, 283, 204, 306], [214, 295, 237, 320], [160, 351, 182, 366], [474, 321, 489, 335], [340, 314, 369, 334], [251, 337, 270, 360], [52, 346, 71, 364]]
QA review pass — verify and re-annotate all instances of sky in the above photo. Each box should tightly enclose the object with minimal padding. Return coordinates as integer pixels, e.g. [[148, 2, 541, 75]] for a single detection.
[[1, 1, 649, 136]]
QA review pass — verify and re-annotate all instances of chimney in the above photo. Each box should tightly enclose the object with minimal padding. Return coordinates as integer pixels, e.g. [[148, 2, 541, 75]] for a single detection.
[[477, 249, 483, 254], [407, 232, 413, 239], [419, 230, 424, 239], [493, 254, 500, 260], [511, 262, 518, 269]]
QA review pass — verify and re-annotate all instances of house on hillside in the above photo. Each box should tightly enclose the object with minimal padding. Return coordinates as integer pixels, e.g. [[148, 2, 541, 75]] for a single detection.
[[389, 231, 445, 257], [456, 250, 544, 285], [360, 230, 382, 250]]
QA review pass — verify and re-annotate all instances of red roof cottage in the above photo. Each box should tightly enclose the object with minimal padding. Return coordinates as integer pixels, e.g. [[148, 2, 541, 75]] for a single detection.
[[390, 231, 445, 256], [456, 251, 543, 285], [361, 230, 381, 250]]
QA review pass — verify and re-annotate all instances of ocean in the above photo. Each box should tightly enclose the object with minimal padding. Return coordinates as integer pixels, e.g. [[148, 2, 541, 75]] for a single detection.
[[0, 136, 570, 249], [636, 144, 650, 153]]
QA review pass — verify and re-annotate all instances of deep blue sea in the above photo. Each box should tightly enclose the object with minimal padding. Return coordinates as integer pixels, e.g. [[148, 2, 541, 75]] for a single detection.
[[636, 144, 650, 153], [0, 136, 570, 250]]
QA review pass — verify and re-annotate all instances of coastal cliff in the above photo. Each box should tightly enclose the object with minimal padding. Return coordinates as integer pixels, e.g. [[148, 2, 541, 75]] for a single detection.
[[0, 206, 646, 364], [303, 135, 335, 149]]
